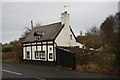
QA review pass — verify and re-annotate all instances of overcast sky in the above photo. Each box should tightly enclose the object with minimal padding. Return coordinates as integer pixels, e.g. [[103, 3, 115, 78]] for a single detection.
[[2, 2, 118, 43]]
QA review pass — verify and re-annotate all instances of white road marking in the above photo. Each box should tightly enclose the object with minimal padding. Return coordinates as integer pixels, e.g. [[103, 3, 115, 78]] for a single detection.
[[2, 69, 22, 76], [35, 77, 45, 80]]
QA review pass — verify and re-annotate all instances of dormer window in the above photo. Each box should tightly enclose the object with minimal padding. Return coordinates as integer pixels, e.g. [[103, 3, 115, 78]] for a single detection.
[[39, 32, 44, 38], [33, 31, 44, 41]]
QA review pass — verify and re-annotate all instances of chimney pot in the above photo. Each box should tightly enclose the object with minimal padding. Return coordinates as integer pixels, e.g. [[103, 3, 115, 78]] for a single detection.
[[31, 20, 33, 29]]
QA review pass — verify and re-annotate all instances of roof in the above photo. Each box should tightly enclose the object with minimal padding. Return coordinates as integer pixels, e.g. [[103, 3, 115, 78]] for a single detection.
[[57, 47, 96, 56], [23, 22, 64, 43], [69, 26, 77, 41]]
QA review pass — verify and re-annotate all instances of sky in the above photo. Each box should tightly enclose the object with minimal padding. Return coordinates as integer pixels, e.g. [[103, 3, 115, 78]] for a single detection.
[[1, 1, 119, 43]]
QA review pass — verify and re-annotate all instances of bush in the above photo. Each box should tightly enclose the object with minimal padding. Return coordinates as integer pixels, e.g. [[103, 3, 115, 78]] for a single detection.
[[79, 52, 116, 65], [2, 52, 19, 63], [76, 63, 119, 75], [76, 52, 119, 75], [2, 52, 17, 59]]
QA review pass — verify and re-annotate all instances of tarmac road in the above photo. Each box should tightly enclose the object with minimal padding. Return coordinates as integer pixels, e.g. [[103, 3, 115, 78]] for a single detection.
[[1, 62, 119, 80]]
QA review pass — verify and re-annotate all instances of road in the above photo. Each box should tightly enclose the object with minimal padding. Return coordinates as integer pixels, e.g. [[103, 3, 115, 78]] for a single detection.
[[1, 62, 119, 80]]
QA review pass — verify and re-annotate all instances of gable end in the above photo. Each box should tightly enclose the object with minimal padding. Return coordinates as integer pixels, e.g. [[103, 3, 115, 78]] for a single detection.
[[69, 26, 77, 41], [53, 24, 65, 40]]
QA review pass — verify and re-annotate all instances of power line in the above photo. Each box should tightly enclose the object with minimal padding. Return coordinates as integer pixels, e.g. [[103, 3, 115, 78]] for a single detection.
[[3, 3, 34, 15]]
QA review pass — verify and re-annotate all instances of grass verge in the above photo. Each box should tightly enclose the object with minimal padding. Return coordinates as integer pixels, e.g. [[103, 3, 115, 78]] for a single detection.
[[2, 58, 18, 63]]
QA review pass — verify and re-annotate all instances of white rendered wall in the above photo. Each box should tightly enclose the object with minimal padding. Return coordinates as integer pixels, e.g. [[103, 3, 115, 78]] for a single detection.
[[48, 45, 54, 61], [42, 45, 47, 61], [32, 46, 36, 60], [76, 42, 84, 48], [23, 47, 26, 59], [55, 25, 76, 47]]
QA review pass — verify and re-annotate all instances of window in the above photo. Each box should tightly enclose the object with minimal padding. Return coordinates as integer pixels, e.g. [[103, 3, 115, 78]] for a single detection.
[[35, 51, 45, 59], [70, 34, 72, 40], [34, 32, 39, 41], [35, 51, 39, 59], [49, 53, 53, 59], [34, 36, 39, 41], [39, 51, 45, 59], [27, 51, 30, 59], [49, 47, 52, 50], [33, 31, 44, 41], [82, 46, 85, 49]]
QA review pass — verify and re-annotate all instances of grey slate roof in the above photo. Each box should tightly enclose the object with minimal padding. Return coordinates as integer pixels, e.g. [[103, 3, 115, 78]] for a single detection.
[[23, 22, 64, 43]]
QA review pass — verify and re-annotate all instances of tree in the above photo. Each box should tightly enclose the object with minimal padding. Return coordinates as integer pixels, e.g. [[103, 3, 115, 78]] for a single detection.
[[100, 15, 115, 51], [2, 43, 13, 52], [2, 40, 23, 62], [77, 26, 102, 49], [9, 40, 22, 62], [86, 26, 102, 49], [114, 12, 120, 67], [21, 28, 31, 39], [100, 13, 120, 68]]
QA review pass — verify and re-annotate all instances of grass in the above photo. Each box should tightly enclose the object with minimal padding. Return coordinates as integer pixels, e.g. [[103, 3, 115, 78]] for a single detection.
[[2, 58, 18, 63], [2, 52, 20, 63]]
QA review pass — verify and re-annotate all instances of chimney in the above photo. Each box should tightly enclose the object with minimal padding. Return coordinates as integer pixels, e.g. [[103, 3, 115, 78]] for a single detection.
[[31, 20, 33, 29], [61, 11, 70, 26]]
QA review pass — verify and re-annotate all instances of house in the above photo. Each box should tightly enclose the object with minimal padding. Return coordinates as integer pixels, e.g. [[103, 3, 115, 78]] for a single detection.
[[22, 11, 84, 67]]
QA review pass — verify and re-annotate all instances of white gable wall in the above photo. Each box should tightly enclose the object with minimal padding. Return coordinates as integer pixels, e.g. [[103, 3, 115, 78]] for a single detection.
[[55, 24, 77, 47], [55, 11, 77, 47]]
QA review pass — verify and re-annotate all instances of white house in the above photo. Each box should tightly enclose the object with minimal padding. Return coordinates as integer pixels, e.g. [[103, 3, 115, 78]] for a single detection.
[[22, 11, 84, 62]]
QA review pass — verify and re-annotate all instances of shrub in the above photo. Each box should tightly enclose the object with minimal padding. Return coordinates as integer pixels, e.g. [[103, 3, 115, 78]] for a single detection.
[[2, 52, 17, 59], [76, 63, 119, 75]]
